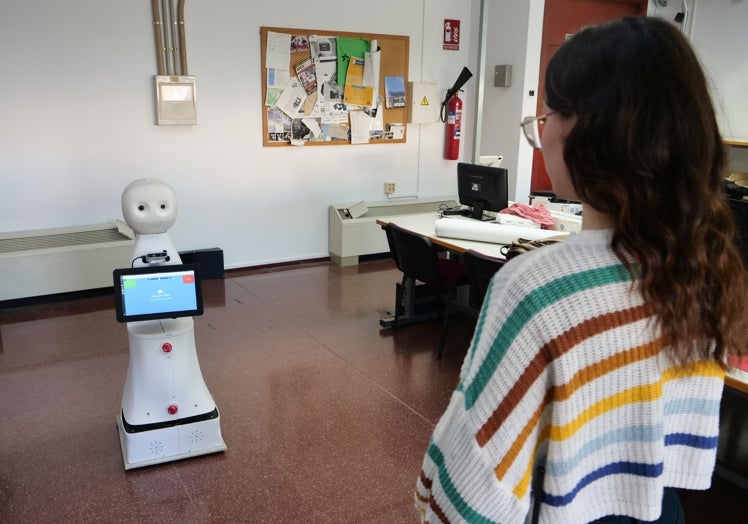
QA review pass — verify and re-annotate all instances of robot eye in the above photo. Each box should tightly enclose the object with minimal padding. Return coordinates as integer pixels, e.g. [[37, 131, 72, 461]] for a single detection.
[[138, 205, 145, 211], [160, 204, 167, 210]]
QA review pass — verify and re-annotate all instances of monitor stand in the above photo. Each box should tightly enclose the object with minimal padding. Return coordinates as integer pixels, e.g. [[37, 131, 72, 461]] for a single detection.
[[469, 201, 495, 221]]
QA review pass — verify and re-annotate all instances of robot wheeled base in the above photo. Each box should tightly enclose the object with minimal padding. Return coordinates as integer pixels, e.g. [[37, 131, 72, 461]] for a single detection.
[[116, 316, 226, 470], [116, 412, 226, 470]]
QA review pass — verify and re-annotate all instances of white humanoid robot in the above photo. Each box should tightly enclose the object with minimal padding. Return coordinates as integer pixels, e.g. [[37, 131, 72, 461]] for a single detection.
[[116, 178, 226, 470]]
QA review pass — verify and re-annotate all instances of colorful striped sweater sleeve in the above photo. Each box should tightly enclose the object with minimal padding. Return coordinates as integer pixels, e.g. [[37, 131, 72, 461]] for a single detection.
[[415, 229, 724, 524]]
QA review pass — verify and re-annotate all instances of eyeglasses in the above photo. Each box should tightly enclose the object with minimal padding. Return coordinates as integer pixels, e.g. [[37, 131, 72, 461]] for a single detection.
[[520, 111, 557, 149]]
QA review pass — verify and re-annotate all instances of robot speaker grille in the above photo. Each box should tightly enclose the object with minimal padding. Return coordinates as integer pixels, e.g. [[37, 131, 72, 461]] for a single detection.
[[149, 441, 165, 456], [188, 430, 205, 444]]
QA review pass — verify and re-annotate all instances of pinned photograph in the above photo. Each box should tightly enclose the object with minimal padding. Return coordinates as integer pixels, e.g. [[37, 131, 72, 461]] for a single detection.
[[290, 35, 309, 53], [385, 75, 406, 108]]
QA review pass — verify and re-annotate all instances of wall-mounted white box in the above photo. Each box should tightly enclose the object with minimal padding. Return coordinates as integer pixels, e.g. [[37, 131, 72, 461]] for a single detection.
[[155, 75, 197, 125], [407, 82, 439, 124]]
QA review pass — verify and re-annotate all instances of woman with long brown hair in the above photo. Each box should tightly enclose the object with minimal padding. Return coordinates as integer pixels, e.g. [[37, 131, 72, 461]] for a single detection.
[[416, 16, 747, 524]]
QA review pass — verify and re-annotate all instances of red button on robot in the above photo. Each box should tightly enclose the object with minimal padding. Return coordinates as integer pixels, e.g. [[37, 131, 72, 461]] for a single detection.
[[162, 342, 173, 353], [167, 404, 178, 415]]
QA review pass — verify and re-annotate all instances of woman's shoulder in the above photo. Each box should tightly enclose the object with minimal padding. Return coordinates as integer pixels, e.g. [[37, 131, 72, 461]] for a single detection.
[[502, 228, 614, 268], [494, 229, 621, 294]]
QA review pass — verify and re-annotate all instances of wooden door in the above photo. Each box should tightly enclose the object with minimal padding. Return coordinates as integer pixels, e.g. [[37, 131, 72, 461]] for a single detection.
[[530, 0, 647, 193]]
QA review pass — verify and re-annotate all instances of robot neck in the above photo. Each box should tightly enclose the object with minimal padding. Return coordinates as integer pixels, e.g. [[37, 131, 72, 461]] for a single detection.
[[131, 233, 181, 266]]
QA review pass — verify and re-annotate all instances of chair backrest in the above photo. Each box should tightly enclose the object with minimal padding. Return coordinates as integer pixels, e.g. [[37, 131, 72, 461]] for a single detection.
[[384, 222, 401, 269], [385, 222, 441, 287], [727, 197, 748, 267], [463, 249, 505, 309]]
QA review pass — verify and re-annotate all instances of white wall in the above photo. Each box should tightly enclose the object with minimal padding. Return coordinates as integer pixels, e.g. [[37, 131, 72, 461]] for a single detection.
[[646, 1, 748, 139], [478, 0, 747, 204], [2, 1, 743, 272], [0, 0, 480, 268], [646, 0, 748, 170], [648, 0, 695, 35], [650, 0, 748, 176], [688, 0, 748, 143], [478, 0, 545, 204]]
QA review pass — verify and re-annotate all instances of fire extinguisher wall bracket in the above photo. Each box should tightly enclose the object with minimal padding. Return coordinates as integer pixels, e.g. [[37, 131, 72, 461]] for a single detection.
[[444, 92, 462, 160]]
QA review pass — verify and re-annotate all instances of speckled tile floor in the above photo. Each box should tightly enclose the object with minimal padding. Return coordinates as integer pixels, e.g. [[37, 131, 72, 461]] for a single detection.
[[0, 257, 745, 523]]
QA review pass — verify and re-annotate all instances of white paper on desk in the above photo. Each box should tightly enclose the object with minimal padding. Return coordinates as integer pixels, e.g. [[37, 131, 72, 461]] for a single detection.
[[434, 217, 569, 244], [266, 31, 292, 70]]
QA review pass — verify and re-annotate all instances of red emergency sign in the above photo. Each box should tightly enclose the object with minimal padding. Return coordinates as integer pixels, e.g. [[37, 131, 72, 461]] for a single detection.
[[443, 19, 460, 51]]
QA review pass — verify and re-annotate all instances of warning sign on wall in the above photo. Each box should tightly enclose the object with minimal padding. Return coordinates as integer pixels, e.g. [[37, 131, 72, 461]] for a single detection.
[[443, 19, 460, 51]]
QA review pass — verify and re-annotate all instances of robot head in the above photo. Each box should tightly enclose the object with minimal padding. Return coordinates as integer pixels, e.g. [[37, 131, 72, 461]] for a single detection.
[[121, 178, 178, 234]]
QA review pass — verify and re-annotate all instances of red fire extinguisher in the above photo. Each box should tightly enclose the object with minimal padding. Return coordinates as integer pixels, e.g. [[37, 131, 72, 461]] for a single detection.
[[444, 92, 462, 160]]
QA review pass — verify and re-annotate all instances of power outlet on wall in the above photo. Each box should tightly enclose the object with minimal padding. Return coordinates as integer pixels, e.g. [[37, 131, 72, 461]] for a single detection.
[[384, 182, 396, 195]]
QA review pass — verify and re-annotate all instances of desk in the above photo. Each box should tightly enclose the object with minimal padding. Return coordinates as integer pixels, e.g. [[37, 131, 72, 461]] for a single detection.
[[726, 369, 748, 395], [718, 368, 748, 489], [377, 213, 571, 327], [375, 213, 510, 258], [377, 212, 509, 328], [379, 213, 748, 488]]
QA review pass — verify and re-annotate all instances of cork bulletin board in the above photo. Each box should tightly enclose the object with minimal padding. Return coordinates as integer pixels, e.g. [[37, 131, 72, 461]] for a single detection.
[[260, 26, 409, 147]]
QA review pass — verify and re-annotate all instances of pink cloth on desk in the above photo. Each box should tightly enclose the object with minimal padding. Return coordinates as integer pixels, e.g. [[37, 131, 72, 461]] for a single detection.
[[499, 202, 555, 228]]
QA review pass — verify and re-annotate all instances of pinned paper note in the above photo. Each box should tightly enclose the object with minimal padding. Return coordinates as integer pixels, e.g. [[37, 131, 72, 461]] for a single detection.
[[336, 37, 369, 85], [343, 56, 375, 107], [266, 31, 291, 70], [310, 35, 337, 85], [275, 78, 308, 118], [363, 40, 381, 107]]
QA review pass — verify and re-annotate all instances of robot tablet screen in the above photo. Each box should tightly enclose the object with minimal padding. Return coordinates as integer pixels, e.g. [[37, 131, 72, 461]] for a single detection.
[[113, 263, 204, 323]]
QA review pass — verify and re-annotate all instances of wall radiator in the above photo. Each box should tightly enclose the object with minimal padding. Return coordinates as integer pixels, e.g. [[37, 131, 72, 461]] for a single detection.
[[0, 221, 135, 302], [328, 197, 459, 266]]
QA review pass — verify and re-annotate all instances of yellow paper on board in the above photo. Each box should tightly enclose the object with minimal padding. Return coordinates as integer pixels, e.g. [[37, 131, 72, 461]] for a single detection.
[[343, 56, 375, 107]]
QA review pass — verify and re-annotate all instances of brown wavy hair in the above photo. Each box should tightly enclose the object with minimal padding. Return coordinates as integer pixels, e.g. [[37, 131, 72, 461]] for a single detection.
[[544, 16, 748, 364]]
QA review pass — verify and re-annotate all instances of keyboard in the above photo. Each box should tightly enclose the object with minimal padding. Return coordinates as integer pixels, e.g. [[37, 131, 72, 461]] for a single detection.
[[441, 208, 471, 216]]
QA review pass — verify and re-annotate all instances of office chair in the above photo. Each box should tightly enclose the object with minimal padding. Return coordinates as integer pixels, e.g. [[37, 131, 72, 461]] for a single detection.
[[385, 222, 469, 359], [463, 249, 505, 312]]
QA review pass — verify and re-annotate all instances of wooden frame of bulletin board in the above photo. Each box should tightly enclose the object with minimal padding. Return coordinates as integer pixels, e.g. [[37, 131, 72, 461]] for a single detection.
[[260, 26, 409, 147]]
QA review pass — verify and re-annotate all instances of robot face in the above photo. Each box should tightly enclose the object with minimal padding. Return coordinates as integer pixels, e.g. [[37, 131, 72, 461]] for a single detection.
[[121, 178, 178, 234]]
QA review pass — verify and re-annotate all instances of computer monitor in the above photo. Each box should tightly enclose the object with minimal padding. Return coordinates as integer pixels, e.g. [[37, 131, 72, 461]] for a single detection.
[[113, 263, 203, 323], [457, 162, 509, 221]]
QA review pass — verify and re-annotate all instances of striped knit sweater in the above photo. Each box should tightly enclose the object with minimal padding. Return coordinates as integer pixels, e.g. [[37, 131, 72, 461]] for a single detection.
[[415, 229, 724, 524]]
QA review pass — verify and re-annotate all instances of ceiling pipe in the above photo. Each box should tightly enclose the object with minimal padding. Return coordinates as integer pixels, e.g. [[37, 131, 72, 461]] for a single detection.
[[151, 0, 166, 75]]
